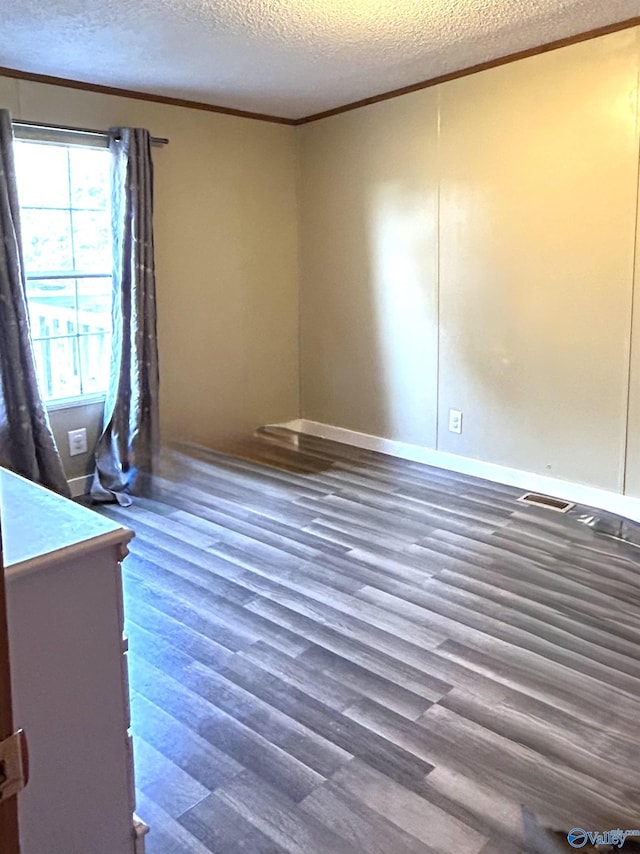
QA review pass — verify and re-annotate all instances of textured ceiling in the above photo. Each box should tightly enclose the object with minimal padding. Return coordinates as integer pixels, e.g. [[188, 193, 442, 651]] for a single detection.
[[1, 0, 640, 119]]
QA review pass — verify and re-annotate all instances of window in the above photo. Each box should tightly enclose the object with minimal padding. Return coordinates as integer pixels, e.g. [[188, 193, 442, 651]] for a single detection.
[[13, 136, 112, 405]]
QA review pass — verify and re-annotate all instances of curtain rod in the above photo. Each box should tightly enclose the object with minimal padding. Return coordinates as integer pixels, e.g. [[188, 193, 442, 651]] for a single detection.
[[12, 119, 169, 146]]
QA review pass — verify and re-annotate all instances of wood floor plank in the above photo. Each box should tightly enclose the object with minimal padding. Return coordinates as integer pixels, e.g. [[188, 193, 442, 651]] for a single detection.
[[178, 790, 274, 853], [419, 764, 528, 847], [359, 581, 640, 697], [135, 790, 213, 854], [130, 692, 244, 791], [219, 654, 436, 796], [431, 639, 640, 730], [416, 702, 639, 829], [345, 696, 637, 831], [90, 434, 640, 854], [213, 770, 363, 854], [299, 641, 452, 707], [129, 653, 325, 803], [299, 780, 437, 854], [124, 551, 313, 655], [130, 628, 349, 781], [437, 687, 640, 790], [328, 758, 485, 854], [237, 641, 362, 712], [133, 736, 210, 819], [249, 591, 446, 669]]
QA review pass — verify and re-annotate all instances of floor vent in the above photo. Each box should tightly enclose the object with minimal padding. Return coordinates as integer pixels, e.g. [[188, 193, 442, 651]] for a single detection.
[[517, 492, 574, 513]]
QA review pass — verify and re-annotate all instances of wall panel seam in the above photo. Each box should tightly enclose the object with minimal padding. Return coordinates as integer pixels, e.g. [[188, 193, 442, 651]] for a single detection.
[[622, 52, 640, 495]]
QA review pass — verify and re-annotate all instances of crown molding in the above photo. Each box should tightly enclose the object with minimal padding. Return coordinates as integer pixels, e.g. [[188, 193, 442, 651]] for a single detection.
[[294, 14, 640, 124], [0, 65, 295, 125], [2, 15, 640, 127]]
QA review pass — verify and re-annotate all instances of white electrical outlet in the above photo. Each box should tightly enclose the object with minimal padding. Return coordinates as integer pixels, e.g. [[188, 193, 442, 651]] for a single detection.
[[448, 409, 463, 434], [68, 428, 88, 457]]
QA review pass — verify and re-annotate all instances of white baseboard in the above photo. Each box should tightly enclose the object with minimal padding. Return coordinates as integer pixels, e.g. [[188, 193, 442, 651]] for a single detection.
[[68, 474, 92, 498], [276, 418, 640, 523]]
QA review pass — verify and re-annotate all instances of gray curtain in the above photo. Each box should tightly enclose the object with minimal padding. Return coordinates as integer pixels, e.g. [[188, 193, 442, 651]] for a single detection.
[[91, 128, 159, 505], [0, 109, 69, 496]]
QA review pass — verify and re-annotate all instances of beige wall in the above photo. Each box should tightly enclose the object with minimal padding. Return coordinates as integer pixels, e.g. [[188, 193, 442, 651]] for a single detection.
[[48, 402, 104, 482], [437, 30, 639, 491], [299, 91, 440, 447], [299, 27, 640, 495], [0, 75, 300, 479]]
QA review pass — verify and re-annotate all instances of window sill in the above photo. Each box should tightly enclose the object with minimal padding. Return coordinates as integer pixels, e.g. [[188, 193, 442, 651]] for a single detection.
[[46, 394, 106, 412]]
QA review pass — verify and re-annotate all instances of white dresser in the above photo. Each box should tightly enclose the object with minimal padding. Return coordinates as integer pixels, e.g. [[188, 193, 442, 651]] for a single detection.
[[1, 468, 142, 854]]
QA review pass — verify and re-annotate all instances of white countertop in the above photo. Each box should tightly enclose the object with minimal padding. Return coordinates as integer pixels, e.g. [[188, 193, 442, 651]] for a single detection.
[[0, 468, 132, 577]]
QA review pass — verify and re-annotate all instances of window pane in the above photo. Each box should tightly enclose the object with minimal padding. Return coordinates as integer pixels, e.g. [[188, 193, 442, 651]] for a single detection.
[[15, 138, 113, 403], [77, 278, 112, 334], [79, 333, 112, 394], [32, 336, 81, 400], [72, 210, 111, 271], [14, 142, 70, 208], [26, 278, 77, 336], [21, 209, 73, 273], [69, 147, 110, 210]]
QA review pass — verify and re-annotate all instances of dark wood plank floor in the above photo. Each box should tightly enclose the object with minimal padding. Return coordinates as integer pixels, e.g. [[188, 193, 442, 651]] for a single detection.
[[97, 428, 640, 854]]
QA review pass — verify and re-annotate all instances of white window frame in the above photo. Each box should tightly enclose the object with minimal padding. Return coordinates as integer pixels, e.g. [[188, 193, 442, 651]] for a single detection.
[[13, 125, 113, 411]]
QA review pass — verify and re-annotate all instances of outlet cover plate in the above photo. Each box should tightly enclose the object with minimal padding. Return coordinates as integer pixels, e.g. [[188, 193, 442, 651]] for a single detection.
[[68, 428, 88, 456], [448, 409, 463, 434]]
